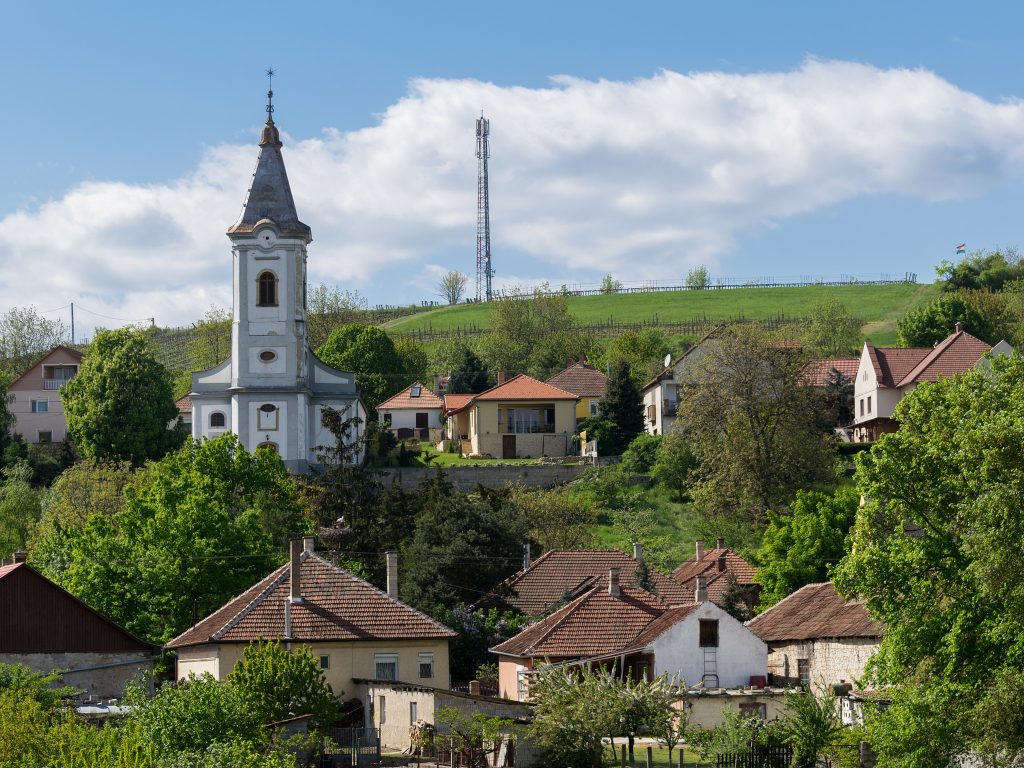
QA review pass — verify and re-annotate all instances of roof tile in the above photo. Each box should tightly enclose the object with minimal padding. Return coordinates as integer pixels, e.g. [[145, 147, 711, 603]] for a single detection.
[[377, 382, 444, 411], [745, 582, 881, 642], [545, 363, 608, 398], [473, 374, 578, 402]]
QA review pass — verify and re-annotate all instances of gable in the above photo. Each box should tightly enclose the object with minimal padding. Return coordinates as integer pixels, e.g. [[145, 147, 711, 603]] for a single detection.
[[7, 346, 83, 392]]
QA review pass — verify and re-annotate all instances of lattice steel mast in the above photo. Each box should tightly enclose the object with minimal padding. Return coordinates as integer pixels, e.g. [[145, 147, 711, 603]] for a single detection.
[[475, 114, 493, 301]]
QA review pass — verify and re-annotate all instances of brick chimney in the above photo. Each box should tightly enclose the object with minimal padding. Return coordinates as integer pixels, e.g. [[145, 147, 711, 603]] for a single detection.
[[12, 550, 27, 564], [695, 539, 704, 561], [289, 539, 303, 604], [955, 321, 964, 334], [386, 551, 399, 599], [497, 370, 507, 385], [716, 537, 725, 550], [633, 542, 643, 563], [695, 575, 708, 602], [718, 553, 727, 572], [608, 567, 621, 597], [303, 536, 315, 554]]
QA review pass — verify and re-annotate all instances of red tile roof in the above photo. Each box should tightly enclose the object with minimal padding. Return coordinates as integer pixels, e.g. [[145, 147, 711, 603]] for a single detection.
[[745, 582, 882, 642], [545, 362, 608, 398], [377, 382, 444, 411], [671, 546, 758, 603], [472, 374, 578, 402], [895, 330, 991, 386], [865, 343, 932, 388], [167, 553, 455, 648], [175, 396, 193, 415], [443, 394, 475, 414], [800, 358, 859, 387], [482, 549, 693, 618]]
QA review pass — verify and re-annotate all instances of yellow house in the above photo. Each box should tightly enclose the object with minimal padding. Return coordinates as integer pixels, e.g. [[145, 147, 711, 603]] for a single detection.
[[466, 374, 578, 458], [545, 360, 608, 422], [167, 539, 455, 702]]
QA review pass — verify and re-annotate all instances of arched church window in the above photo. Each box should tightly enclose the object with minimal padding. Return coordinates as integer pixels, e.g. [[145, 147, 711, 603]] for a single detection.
[[257, 271, 278, 307], [210, 411, 226, 428]]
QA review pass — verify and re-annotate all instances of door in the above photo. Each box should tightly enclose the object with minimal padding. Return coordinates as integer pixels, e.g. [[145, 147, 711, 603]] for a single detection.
[[415, 412, 429, 439], [502, 434, 516, 459]]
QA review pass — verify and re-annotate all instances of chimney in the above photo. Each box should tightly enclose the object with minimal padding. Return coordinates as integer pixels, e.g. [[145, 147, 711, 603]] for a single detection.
[[716, 537, 725, 550], [303, 536, 315, 554], [523, 542, 531, 571], [608, 567, 621, 597], [12, 550, 27, 564], [578, 353, 585, 365], [289, 538, 303, 604], [955, 321, 964, 334], [633, 542, 643, 563], [386, 551, 399, 599], [695, 575, 708, 603], [718, 553, 727, 572], [469, 680, 481, 696], [695, 539, 704, 561], [497, 370, 506, 385]]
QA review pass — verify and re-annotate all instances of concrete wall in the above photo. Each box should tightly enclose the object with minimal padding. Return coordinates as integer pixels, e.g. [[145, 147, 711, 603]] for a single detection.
[[0, 651, 153, 700], [766, 637, 880, 691], [378, 464, 589, 492], [650, 602, 767, 689], [682, 690, 789, 730]]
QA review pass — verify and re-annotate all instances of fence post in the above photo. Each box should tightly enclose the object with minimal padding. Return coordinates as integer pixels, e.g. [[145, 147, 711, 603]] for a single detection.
[[646, 745, 654, 767], [678, 746, 685, 767], [621, 743, 627, 767]]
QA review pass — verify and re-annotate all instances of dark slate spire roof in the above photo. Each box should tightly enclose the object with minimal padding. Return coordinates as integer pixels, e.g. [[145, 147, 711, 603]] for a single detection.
[[227, 89, 312, 242]]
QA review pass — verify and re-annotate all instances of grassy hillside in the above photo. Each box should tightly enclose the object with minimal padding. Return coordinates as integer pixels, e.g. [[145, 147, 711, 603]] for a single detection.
[[384, 283, 938, 346]]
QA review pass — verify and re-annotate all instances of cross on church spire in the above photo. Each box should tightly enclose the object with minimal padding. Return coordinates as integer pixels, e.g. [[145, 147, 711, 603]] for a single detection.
[[266, 67, 275, 123], [259, 68, 282, 148]]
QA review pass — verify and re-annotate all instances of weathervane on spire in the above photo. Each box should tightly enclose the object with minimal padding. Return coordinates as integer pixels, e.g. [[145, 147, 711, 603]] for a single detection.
[[266, 67, 276, 121]]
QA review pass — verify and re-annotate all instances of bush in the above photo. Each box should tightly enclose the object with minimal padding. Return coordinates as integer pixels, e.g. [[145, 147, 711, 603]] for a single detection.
[[621, 434, 663, 474]]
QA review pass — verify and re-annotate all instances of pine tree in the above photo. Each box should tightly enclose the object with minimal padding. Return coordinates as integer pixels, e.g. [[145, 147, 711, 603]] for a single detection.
[[597, 359, 645, 455], [448, 346, 490, 394]]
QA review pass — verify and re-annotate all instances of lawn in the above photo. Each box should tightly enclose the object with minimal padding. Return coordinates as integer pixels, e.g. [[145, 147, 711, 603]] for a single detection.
[[602, 743, 710, 766], [409, 441, 556, 467], [383, 283, 938, 347]]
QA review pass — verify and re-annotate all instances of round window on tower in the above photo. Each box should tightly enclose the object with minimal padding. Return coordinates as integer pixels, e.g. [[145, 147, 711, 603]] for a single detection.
[[259, 350, 277, 362]]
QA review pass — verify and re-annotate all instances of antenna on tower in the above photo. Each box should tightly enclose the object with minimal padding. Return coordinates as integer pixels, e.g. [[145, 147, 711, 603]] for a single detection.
[[475, 113, 493, 302]]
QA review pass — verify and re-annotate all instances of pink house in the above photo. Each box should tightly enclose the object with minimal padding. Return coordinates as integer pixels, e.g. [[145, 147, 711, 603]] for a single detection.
[[6, 346, 82, 444]]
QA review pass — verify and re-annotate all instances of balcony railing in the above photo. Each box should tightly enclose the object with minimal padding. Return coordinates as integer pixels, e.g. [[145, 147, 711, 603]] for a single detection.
[[500, 423, 556, 434], [43, 377, 75, 391], [663, 399, 679, 417]]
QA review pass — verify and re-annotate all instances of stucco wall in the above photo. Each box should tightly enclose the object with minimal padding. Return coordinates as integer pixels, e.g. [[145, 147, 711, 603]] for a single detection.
[[650, 602, 767, 689], [379, 464, 589, 492], [766, 637, 880, 690], [682, 691, 789, 730], [0, 651, 153, 700], [497, 656, 533, 701], [380, 408, 443, 433]]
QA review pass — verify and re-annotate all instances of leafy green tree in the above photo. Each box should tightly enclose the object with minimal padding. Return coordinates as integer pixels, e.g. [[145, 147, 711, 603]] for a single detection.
[[936, 246, 1024, 291], [823, 367, 854, 427], [394, 336, 428, 390], [597, 359, 645, 455], [651, 427, 697, 501], [896, 289, 1012, 346], [753, 487, 859, 611], [0, 462, 41, 556], [228, 639, 339, 728], [0, 305, 69, 380], [505, 485, 596, 551], [576, 415, 617, 457], [435, 707, 520, 768], [433, 607, 527, 686], [446, 344, 490, 394], [803, 297, 860, 357], [62, 328, 185, 466], [599, 274, 622, 294], [686, 265, 710, 288], [594, 329, 669, 385], [0, 662, 75, 710], [529, 665, 621, 767], [621, 433, 662, 474], [306, 283, 369, 350], [833, 353, 1024, 764], [782, 690, 845, 768], [316, 323, 404, 415]]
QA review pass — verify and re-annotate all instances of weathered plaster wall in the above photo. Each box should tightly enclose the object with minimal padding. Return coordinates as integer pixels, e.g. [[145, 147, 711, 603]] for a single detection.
[[0, 651, 153, 700]]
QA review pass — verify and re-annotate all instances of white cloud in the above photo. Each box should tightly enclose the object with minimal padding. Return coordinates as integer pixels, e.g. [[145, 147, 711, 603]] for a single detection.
[[2, 58, 1024, 331]]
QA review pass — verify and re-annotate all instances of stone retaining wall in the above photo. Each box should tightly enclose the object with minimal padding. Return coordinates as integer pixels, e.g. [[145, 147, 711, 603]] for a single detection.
[[378, 463, 590, 491]]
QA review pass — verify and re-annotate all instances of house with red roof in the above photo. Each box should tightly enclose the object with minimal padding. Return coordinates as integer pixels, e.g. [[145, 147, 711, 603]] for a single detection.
[[545, 359, 608, 422], [671, 539, 760, 618], [852, 323, 1013, 441], [6, 346, 82, 444], [167, 538, 455, 704], [490, 567, 767, 702], [377, 382, 444, 441]]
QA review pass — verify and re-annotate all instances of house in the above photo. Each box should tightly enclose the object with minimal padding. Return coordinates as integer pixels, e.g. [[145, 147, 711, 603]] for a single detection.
[[800, 358, 859, 388], [189, 93, 365, 471], [6, 346, 82, 444], [545, 359, 608, 422], [377, 382, 444, 441], [852, 323, 1012, 442], [0, 552, 156, 699], [174, 395, 193, 432], [671, 539, 760, 617], [745, 582, 882, 691], [478, 546, 693, 619], [491, 569, 767, 702], [640, 328, 722, 435], [458, 374, 578, 458], [167, 539, 455, 708], [441, 393, 475, 454]]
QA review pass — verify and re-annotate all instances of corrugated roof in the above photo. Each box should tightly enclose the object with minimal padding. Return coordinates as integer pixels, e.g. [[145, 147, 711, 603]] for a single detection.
[[484, 550, 693, 618], [167, 553, 455, 648], [472, 374, 578, 402], [800, 358, 859, 387], [745, 582, 882, 642], [545, 363, 608, 398], [377, 382, 444, 411]]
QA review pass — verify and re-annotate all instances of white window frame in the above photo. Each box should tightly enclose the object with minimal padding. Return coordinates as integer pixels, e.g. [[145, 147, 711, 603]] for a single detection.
[[31, 399, 48, 413], [410, 701, 418, 724], [418, 652, 433, 679], [374, 653, 398, 681]]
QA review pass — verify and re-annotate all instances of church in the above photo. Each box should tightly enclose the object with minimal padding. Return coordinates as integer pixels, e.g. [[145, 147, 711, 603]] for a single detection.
[[189, 89, 365, 472]]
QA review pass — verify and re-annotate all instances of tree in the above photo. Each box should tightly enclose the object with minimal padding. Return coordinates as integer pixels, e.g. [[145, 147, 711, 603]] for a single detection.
[[446, 344, 490, 394], [594, 329, 669, 385], [529, 665, 621, 768], [686, 265, 710, 288], [394, 336, 428, 390], [433, 607, 527, 685], [803, 297, 860, 357], [896, 289, 1012, 347], [651, 426, 697, 501], [0, 306, 69, 379], [678, 325, 835, 523], [823, 367, 854, 427], [781, 690, 845, 768], [316, 323, 404, 415], [621, 433, 663, 474], [597, 359, 646, 455], [437, 270, 469, 305], [0, 462, 42, 557], [833, 353, 1024, 764], [936, 246, 1024, 291], [504, 485, 596, 551], [228, 640, 339, 729], [62, 327, 185, 466], [0, 662, 75, 710], [753, 487, 859, 611], [599, 274, 622, 294], [434, 706, 520, 768], [307, 283, 369, 350]]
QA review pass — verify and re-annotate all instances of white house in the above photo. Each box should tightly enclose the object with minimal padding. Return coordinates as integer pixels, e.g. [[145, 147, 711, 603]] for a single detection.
[[189, 92, 365, 471], [640, 328, 721, 435], [376, 382, 444, 442], [852, 323, 1012, 442]]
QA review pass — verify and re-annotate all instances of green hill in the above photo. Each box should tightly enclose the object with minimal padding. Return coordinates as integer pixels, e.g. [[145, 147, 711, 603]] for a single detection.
[[384, 283, 938, 347]]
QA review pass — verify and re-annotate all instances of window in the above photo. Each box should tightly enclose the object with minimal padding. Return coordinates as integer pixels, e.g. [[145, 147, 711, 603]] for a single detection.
[[383, 413, 392, 426], [867, 395, 872, 414], [646, 404, 656, 423], [259, 349, 277, 362], [516, 668, 527, 701], [210, 411, 226, 428], [589, 399, 599, 416], [797, 658, 810, 686], [636, 661, 649, 681], [862, 370, 868, 382], [38, 431, 52, 444], [258, 403, 278, 431], [257, 271, 278, 306], [859, 398, 864, 417], [378, 695, 386, 725], [418, 653, 433, 679], [410, 702, 418, 724], [739, 702, 767, 720], [699, 619, 719, 647], [411, 384, 421, 398], [319, 655, 330, 670], [30, 399, 48, 413], [374, 653, 398, 681]]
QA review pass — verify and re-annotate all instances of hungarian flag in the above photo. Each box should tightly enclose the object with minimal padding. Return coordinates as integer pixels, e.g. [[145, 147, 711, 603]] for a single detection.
[[956, 243, 966, 255]]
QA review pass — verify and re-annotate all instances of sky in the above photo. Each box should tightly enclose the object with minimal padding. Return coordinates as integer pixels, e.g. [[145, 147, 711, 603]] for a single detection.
[[3, 1, 1024, 336]]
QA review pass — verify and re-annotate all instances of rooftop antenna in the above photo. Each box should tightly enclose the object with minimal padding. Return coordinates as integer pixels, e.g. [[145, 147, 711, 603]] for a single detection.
[[475, 112, 493, 302]]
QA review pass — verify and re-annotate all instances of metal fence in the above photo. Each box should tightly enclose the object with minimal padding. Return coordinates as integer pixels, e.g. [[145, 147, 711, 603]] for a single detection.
[[714, 744, 793, 767], [320, 727, 380, 768]]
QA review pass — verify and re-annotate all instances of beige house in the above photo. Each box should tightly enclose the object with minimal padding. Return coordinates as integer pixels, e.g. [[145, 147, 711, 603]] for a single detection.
[[167, 539, 455, 704], [377, 382, 445, 442], [6, 346, 82, 444]]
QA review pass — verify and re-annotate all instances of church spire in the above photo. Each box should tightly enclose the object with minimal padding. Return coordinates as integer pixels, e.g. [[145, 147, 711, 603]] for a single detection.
[[228, 70, 311, 241]]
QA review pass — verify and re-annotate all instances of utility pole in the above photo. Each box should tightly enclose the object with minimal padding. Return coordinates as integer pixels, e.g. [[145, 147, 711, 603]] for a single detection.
[[475, 113, 493, 302], [70, 303, 75, 344]]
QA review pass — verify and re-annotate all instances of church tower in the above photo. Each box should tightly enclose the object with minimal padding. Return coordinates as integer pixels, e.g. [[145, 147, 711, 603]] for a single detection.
[[189, 83, 364, 471]]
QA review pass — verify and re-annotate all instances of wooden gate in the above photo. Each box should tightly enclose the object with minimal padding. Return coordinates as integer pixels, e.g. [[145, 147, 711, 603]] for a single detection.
[[502, 434, 516, 459]]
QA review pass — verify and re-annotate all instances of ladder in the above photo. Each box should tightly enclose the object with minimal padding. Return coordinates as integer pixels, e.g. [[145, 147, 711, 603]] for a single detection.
[[703, 647, 719, 688]]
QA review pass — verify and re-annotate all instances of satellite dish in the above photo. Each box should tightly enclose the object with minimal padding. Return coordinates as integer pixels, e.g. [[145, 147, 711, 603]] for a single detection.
[[663, 353, 672, 368]]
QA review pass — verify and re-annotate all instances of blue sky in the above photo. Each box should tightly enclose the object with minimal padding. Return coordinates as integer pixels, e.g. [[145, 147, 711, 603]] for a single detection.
[[3, 1, 1024, 332]]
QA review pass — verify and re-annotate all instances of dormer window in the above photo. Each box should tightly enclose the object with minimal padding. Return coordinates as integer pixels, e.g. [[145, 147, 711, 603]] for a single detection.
[[411, 384, 421, 398], [257, 271, 278, 307]]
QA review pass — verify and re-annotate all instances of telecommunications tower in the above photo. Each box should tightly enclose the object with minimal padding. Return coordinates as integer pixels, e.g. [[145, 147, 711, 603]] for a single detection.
[[475, 113, 493, 302]]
